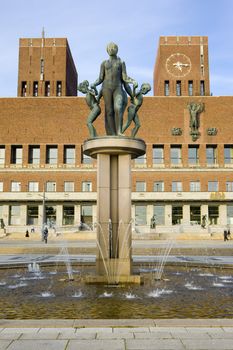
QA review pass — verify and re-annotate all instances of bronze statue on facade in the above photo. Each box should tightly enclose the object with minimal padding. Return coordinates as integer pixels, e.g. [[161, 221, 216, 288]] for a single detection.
[[187, 102, 204, 141]]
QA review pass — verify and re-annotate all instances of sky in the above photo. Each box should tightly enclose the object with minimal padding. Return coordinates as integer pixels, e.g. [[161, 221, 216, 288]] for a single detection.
[[1, 0, 233, 97]]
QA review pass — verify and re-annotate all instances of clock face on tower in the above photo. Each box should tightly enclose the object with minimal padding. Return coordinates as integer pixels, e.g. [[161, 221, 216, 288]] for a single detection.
[[166, 53, 191, 77]]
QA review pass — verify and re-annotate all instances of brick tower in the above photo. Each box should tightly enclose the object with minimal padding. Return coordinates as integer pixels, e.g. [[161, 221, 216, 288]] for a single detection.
[[153, 36, 210, 96], [17, 30, 78, 97]]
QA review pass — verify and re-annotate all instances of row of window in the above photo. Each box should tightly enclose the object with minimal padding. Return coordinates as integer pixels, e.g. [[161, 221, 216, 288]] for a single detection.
[[136, 181, 233, 192], [3, 204, 233, 227], [164, 80, 205, 96], [0, 145, 91, 165], [135, 204, 233, 226], [1, 144, 233, 166], [0, 181, 92, 192], [0, 204, 92, 226], [3, 203, 233, 227], [21, 80, 62, 97], [0, 180, 232, 193], [136, 145, 233, 165]]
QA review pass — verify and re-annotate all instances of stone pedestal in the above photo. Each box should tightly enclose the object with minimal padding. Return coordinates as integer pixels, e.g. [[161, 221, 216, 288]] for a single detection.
[[83, 136, 146, 284]]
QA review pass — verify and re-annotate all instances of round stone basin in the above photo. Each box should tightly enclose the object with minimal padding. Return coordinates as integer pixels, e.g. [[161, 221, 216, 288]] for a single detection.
[[0, 265, 233, 319]]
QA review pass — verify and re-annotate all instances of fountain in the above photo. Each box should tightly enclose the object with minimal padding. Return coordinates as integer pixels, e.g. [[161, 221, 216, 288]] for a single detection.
[[79, 42, 151, 284]]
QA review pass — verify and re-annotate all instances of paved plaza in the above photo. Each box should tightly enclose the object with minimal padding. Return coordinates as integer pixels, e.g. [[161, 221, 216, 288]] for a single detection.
[[0, 320, 233, 349], [0, 238, 233, 348]]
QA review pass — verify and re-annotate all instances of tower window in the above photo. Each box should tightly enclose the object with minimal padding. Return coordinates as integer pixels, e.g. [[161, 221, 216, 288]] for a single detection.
[[176, 81, 181, 96], [40, 59, 44, 74], [56, 81, 62, 96], [45, 81, 50, 97], [188, 80, 193, 96], [164, 81, 169, 96], [33, 81, 38, 97], [21, 81, 27, 97], [200, 80, 205, 96]]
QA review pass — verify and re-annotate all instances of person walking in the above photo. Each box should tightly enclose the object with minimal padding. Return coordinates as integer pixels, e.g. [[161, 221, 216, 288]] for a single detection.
[[224, 229, 229, 241], [43, 227, 48, 244]]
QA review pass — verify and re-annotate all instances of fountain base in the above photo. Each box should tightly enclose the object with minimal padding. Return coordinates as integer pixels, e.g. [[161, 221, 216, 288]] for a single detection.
[[84, 274, 143, 284]]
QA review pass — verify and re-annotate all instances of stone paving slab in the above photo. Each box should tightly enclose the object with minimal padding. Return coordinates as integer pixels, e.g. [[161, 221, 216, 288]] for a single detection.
[[181, 338, 233, 349], [66, 339, 125, 350], [97, 332, 134, 339], [0, 321, 233, 350], [0, 340, 12, 349], [126, 338, 185, 349], [6, 339, 68, 350], [134, 331, 172, 338], [73, 318, 155, 327], [58, 332, 96, 339], [154, 318, 233, 327], [113, 327, 149, 333], [0, 319, 75, 328]]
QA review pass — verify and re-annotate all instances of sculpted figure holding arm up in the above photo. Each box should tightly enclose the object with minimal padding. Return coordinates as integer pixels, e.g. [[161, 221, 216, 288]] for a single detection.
[[91, 42, 137, 136]]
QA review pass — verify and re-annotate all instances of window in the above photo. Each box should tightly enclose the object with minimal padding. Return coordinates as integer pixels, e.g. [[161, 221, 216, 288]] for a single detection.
[[170, 146, 182, 165], [153, 145, 164, 164], [227, 205, 233, 225], [27, 205, 38, 225], [28, 181, 39, 192], [0, 182, 3, 191], [164, 80, 169, 96], [153, 181, 164, 192], [9, 205, 21, 225], [206, 145, 217, 165], [190, 206, 201, 224], [208, 206, 219, 225], [208, 181, 218, 192], [176, 80, 181, 96], [40, 59, 44, 74], [45, 81, 50, 96], [81, 147, 92, 164], [64, 181, 74, 192], [0, 146, 5, 165], [11, 146, 22, 164], [188, 145, 199, 165], [46, 181, 56, 192], [21, 81, 27, 97], [81, 205, 92, 225], [226, 182, 233, 191], [224, 145, 233, 164], [64, 145, 75, 164], [136, 181, 146, 192], [134, 154, 146, 165], [45, 206, 56, 226], [63, 206, 74, 225], [188, 80, 193, 96], [33, 81, 38, 96], [28, 146, 40, 164], [82, 181, 92, 192], [46, 146, 58, 164], [200, 80, 205, 96], [172, 206, 183, 225], [56, 81, 62, 96], [11, 181, 21, 192], [190, 181, 200, 192], [172, 181, 182, 192], [153, 205, 165, 225], [135, 205, 147, 226]]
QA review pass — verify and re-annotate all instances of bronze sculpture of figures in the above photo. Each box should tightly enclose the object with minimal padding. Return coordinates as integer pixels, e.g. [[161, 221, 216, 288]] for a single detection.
[[78, 80, 102, 138], [79, 42, 151, 138], [122, 83, 151, 137], [91, 42, 137, 136]]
